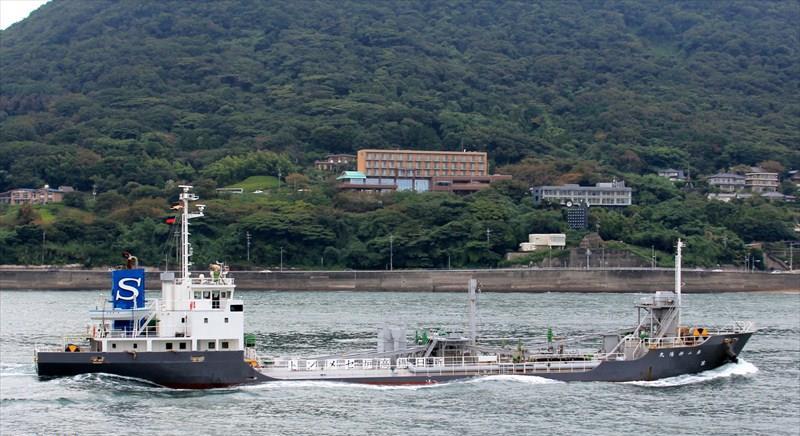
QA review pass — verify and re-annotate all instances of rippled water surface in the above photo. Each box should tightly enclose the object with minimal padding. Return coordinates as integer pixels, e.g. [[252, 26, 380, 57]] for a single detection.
[[2, 290, 798, 435]]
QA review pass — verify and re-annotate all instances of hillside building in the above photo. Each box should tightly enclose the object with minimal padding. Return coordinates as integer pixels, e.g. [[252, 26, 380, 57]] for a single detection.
[[0, 185, 74, 205], [657, 169, 686, 182], [338, 149, 511, 194], [357, 149, 488, 178], [789, 170, 799, 188], [531, 180, 632, 207], [519, 234, 566, 252], [707, 173, 745, 192], [314, 154, 356, 172], [745, 169, 779, 193]]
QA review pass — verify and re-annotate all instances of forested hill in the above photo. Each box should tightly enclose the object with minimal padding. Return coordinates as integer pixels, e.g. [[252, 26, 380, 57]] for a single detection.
[[1, 0, 799, 192]]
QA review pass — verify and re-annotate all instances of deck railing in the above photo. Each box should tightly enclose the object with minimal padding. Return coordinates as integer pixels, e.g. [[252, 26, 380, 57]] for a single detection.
[[176, 277, 235, 286], [621, 320, 755, 358], [264, 353, 605, 375]]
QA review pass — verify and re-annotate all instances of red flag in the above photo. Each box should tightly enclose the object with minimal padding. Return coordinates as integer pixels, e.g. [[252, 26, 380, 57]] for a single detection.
[[164, 216, 176, 225]]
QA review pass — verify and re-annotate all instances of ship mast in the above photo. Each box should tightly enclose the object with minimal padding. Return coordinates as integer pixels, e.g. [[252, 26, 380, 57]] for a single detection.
[[468, 279, 479, 345], [674, 238, 684, 331], [178, 185, 204, 279]]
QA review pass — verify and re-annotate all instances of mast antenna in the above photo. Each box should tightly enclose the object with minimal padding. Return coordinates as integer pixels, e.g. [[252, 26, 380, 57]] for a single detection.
[[468, 279, 480, 345], [674, 239, 685, 332]]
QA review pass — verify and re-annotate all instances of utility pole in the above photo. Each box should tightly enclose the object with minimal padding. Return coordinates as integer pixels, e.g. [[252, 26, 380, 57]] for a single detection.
[[246, 231, 251, 262], [651, 245, 656, 269], [389, 234, 393, 271], [41, 231, 46, 265], [280, 246, 284, 272]]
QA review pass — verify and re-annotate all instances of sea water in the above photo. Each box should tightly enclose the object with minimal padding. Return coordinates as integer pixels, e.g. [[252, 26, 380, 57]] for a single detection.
[[1, 291, 798, 435]]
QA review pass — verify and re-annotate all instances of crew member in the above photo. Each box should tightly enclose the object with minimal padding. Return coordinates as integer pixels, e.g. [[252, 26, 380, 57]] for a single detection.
[[122, 251, 138, 269]]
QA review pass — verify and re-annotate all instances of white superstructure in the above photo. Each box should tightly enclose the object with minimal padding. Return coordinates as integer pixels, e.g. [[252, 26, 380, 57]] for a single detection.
[[85, 185, 246, 355]]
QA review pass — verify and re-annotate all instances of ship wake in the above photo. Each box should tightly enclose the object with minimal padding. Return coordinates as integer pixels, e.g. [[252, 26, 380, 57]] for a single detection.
[[625, 359, 758, 387]]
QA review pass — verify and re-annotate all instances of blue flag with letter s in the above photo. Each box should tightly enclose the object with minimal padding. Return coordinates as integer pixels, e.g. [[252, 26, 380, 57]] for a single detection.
[[111, 269, 145, 309]]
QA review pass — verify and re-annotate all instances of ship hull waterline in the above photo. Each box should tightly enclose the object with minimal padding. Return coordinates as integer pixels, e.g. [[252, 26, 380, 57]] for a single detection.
[[36, 332, 751, 389]]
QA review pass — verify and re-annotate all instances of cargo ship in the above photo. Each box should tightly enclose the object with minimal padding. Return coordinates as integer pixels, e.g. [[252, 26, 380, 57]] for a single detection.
[[36, 186, 755, 388]]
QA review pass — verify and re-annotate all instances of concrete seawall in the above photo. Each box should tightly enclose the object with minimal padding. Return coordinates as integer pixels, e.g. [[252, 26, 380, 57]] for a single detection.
[[1, 269, 797, 292]]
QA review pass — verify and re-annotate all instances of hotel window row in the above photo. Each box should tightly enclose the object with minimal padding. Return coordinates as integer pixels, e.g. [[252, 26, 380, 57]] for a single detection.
[[364, 169, 484, 177], [365, 161, 485, 170], [364, 153, 485, 163]]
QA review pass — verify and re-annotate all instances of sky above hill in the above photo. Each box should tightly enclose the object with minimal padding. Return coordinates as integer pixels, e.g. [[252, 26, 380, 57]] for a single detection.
[[0, 0, 49, 30]]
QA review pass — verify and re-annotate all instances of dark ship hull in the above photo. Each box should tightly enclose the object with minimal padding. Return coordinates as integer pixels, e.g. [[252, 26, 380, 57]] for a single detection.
[[37, 332, 751, 388], [37, 350, 271, 389]]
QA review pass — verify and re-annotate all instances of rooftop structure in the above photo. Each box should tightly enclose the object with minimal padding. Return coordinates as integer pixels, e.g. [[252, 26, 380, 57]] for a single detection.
[[759, 191, 787, 201], [531, 180, 632, 207], [0, 185, 74, 205]]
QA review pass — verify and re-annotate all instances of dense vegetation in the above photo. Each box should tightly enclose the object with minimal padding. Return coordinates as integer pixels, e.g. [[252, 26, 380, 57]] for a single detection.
[[0, 169, 795, 270], [0, 0, 798, 268]]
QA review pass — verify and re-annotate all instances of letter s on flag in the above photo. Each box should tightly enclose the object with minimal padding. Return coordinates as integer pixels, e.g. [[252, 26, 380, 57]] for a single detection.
[[116, 277, 141, 302]]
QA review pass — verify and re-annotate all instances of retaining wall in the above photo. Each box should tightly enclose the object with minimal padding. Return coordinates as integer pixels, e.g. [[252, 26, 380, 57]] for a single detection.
[[1, 269, 797, 292]]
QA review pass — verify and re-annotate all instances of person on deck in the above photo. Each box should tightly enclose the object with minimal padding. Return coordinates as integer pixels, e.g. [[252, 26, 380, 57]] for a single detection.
[[122, 251, 138, 269]]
